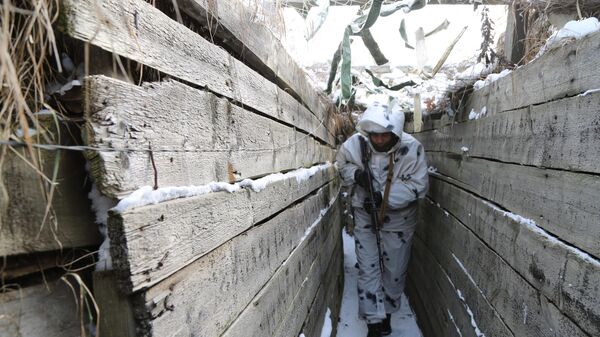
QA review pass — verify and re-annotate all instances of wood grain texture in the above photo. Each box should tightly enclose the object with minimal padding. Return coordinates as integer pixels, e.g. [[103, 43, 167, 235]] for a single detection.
[[418, 198, 588, 337], [408, 236, 482, 337], [300, 236, 344, 337], [415, 91, 600, 173], [109, 166, 337, 293], [93, 271, 137, 337], [428, 176, 600, 337], [427, 151, 600, 257], [85, 75, 334, 198], [221, 199, 342, 337], [135, 183, 341, 337], [462, 32, 600, 117], [0, 281, 80, 336], [176, 0, 337, 137], [0, 119, 99, 256], [63, 0, 334, 146]]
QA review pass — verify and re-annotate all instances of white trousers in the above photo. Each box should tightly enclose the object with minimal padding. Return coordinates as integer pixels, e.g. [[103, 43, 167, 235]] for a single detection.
[[353, 208, 415, 323]]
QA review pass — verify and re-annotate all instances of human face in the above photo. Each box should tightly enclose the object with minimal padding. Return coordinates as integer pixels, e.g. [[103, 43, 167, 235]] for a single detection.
[[369, 132, 393, 148]]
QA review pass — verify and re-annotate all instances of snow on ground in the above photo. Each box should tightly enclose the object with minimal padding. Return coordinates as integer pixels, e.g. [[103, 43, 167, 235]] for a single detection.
[[335, 230, 423, 337]]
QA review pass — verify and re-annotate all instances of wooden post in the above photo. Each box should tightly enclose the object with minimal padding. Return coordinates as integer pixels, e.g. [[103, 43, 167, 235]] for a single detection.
[[93, 271, 137, 337]]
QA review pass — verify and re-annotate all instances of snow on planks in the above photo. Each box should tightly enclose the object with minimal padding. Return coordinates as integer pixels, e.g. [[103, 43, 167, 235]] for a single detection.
[[428, 176, 600, 337], [415, 91, 600, 174], [63, 0, 333, 147], [85, 76, 334, 198], [408, 236, 491, 337], [221, 196, 342, 337], [427, 151, 600, 258], [462, 31, 600, 118], [109, 166, 337, 293], [418, 199, 589, 337], [135, 182, 341, 337]]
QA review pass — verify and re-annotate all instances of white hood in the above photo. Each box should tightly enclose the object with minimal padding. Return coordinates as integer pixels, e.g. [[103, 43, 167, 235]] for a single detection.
[[356, 99, 405, 138]]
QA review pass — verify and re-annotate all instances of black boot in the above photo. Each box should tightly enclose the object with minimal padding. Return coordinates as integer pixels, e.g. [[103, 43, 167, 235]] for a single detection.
[[381, 314, 392, 335], [367, 323, 382, 337]]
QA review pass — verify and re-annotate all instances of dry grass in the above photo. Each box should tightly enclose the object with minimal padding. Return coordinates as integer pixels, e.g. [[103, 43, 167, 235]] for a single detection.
[[0, 0, 62, 241], [519, 0, 600, 17]]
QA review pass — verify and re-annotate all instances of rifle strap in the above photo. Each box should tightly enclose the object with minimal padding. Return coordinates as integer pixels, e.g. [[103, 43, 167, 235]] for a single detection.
[[378, 152, 395, 223]]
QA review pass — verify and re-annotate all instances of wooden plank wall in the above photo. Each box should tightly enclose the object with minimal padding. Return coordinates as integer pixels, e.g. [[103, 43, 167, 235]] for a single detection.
[[30, 0, 342, 336], [407, 32, 600, 337]]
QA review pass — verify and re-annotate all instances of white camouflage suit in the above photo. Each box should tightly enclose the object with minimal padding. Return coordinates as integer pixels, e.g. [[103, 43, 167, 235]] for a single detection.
[[337, 101, 429, 324]]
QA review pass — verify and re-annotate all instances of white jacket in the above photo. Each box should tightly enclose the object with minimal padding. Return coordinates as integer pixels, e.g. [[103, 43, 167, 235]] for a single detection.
[[336, 102, 429, 230]]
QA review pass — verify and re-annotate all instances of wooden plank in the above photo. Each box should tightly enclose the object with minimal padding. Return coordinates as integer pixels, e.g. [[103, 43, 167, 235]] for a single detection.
[[0, 281, 79, 336], [427, 151, 600, 257], [0, 118, 100, 256], [300, 236, 344, 337], [463, 31, 600, 118], [63, 0, 335, 146], [85, 75, 334, 198], [93, 271, 137, 337], [416, 91, 600, 173], [418, 198, 589, 337], [175, 0, 337, 139], [274, 209, 343, 337], [405, 275, 436, 337], [428, 176, 600, 336], [136, 184, 341, 337], [221, 199, 342, 337], [408, 236, 477, 337], [109, 166, 338, 293]]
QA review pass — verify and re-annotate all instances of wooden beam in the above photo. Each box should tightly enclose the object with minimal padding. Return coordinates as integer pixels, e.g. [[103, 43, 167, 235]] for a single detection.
[[93, 271, 137, 337], [427, 176, 600, 337], [408, 236, 490, 337], [61, 0, 336, 150], [426, 151, 600, 258], [0, 281, 80, 336], [0, 118, 100, 256], [300, 235, 344, 337], [135, 183, 341, 337], [417, 198, 589, 337], [415, 91, 600, 174], [462, 31, 600, 118], [176, 0, 338, 138], [109, 166, 338, 293], [85, 75, 334, 198], [221, 199, 342, 337]]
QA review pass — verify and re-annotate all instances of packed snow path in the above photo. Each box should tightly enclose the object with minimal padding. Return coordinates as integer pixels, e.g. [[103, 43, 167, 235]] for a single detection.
[[336, 231, 423, 337]]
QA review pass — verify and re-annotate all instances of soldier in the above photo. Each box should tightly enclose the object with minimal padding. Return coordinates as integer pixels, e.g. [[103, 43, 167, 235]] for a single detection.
[[337, 100, 429, 337]]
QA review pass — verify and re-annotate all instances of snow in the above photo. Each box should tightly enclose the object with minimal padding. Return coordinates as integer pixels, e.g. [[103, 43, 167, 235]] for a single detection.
[[320, 308, 333, 337], [452, 254, 484, 298], [336, 231, 423, 337], [113, 163, 332, 213], [88, 183, 117, 271], [447, 310, 464, 337], [468, 106, 487, 120], [579, 88, 600, 96], [473, 69, 511, 90], [537, 17, 600, 58], [481, 200, 600, 267], [15, 128, 38, 138]]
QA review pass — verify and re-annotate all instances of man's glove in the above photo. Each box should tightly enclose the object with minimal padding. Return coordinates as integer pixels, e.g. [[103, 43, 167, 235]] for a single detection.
[[354, 169, 371, 190], [363, 193, 383, 214]]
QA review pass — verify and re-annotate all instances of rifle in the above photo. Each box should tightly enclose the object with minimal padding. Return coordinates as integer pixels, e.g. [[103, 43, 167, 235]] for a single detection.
[[359, 136, 385, 275]]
